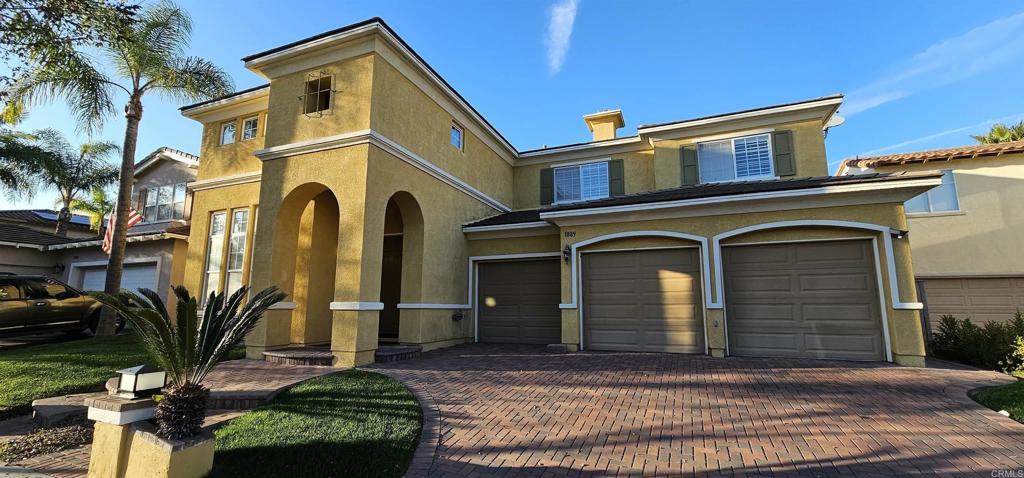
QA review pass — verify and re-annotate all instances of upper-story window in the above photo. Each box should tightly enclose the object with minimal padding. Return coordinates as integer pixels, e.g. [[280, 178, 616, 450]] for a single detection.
[[554, 161, 609, 203], [241, 116, 259, 141], [220, 122, 236, 145], [302, 74, 333, 115], [450, 123, 464, 150], [141, 183, 187, 222], [698, 133, 774, 183], [905, 170, 960, 214]]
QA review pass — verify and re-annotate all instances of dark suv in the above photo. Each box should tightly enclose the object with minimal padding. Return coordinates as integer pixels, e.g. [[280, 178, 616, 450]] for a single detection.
[[0, 273, 115, 336]]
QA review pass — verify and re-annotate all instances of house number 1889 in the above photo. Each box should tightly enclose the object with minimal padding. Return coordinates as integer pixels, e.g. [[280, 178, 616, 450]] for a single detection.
[[564, 231, 576, 238]]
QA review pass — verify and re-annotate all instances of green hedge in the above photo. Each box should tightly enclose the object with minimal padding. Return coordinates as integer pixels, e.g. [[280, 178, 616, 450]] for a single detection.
[[930, 312, 1024, 373]]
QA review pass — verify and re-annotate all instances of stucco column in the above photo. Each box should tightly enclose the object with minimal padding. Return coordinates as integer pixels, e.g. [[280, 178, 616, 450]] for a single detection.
[[889, 233, 927, 367], [329, 183, 381, 367]]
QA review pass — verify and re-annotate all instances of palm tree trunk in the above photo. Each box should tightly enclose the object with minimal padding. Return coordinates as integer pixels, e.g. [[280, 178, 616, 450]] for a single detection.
[[96, 97, 142, 336], [54, 202, 71, 237]]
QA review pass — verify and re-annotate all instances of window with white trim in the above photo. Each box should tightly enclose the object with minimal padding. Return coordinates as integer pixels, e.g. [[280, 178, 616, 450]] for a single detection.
[[302, 74, 332, 115], [554, 161, 609, 203], [220, 122, 236, 145], [224, 209, 249, 298], [698, 133, 773, 183], [905, 170, 960, 214], [141, 183, 186, 222], [241, 116, 259, 140], [202, 211, 226, 303], [450, 123, 464, 150]]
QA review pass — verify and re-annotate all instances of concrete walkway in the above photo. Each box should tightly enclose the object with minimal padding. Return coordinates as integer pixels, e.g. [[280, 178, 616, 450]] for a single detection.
[[372, 344, 1024, 477]]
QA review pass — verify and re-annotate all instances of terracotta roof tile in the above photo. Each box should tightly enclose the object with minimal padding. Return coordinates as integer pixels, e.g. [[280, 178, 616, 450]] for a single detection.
[[843, 140, 1024, 170]]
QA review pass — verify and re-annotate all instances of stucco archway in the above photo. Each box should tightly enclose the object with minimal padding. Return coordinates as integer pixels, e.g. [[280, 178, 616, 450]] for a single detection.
[[271, 182, 340, 346], [377, 191, 424, 344]]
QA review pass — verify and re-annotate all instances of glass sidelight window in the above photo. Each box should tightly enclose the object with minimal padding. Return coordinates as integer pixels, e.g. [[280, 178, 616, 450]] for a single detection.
[[202, 208, 254, 304]]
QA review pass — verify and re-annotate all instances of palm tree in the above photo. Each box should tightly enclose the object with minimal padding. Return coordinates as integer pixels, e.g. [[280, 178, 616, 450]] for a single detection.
[[32, 129, 119, 236], [92, 286, 285, 440], [0, 104, 46, 199], [70, 187, 115, 232], [4, 0, 233, 334], [972, 121, 1024, 144]]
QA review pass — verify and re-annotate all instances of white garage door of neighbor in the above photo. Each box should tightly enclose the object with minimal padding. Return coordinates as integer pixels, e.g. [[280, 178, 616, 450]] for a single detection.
[[81, 263, 158, 293]]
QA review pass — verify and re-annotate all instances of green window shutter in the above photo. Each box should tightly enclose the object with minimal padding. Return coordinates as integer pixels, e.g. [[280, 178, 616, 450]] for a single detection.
[[608, 159, 625, 196], [680, 146, 699, 186], [540, 168, 554, 205], [772, 130, 796, 176]]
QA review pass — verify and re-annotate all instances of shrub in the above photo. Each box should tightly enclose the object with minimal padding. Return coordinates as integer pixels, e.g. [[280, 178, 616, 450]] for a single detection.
[[931, 311, 1024, 372]]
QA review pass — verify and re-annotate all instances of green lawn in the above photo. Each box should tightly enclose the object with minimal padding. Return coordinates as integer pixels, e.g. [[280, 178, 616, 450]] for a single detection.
[[210, 370, 422, 478], [0, 334, 245, 420], [973, 379, 1024, 423]]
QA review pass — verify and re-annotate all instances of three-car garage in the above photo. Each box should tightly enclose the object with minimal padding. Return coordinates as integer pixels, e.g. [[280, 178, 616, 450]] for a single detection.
[[474, 237, 890, 362]]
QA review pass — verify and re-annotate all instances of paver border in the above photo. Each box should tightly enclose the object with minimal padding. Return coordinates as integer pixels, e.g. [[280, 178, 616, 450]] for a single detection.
[[370, 370, 440, 478]]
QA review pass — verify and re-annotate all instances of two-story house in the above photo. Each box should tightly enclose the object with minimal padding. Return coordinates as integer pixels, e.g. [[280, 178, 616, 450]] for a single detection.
[[0, 147, 197, 301], [181, 18, 940, 368], [840, 140, 1024, 333]]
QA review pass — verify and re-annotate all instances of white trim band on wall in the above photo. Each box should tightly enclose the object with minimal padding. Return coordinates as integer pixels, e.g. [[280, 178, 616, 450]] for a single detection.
[[397, 303, 472, 310], [329, 301, 385, 311], [268, 301, 297, 310]]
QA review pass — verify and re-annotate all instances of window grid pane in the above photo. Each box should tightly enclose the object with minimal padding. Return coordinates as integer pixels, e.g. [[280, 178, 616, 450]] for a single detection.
[[203, 212, 227, 303], [554, 166, 581, 203], [220, 123, 235, 145], [927, 171, 960, 212], [579, 163, 609, 200], [225, 210, 249, 297], [242, 118, 258, 140], [450, 125, 463, 149], [698, 139, 735, 183], [733, 135, 773, 178]]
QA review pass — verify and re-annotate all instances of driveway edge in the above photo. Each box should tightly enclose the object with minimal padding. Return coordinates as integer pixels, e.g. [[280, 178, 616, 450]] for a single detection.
[[373, 371, 440, 478]]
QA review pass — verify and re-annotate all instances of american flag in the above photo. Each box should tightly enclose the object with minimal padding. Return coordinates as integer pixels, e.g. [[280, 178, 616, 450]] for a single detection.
[[101, 205, 144, 255]]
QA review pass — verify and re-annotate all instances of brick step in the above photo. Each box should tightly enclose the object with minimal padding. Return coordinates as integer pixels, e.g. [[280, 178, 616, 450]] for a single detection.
[[375, 345, 423, 363], [262, 346, 333, 366]]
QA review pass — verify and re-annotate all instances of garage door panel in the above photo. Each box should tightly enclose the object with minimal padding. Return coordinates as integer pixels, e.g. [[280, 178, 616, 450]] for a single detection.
[[725, 240, 885, 361], [583, 248, 705, 354], [477, 259, 560, 344], [921, 277, 1024, 331]]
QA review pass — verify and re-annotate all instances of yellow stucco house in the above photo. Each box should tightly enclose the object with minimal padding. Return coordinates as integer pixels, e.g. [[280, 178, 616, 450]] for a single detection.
[[840, 140, 1024, 332], [179, 18, 941, 368]]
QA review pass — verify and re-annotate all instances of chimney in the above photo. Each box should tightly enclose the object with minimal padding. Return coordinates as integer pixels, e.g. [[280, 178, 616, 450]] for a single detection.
[[583, 109, 625, 141]]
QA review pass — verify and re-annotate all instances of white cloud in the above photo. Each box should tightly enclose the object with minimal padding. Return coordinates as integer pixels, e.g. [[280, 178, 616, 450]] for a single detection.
[[844, 11, 1024, 116], [545, 0, 578, 74], [857, 112, 1024, 156]]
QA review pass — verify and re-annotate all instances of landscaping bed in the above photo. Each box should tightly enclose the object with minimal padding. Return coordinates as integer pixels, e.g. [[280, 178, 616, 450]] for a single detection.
[[0, 334, 245, 420], [210, 370, 422, 478]]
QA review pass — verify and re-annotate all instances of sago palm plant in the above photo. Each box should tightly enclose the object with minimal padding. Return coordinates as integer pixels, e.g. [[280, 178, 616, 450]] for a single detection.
[[92, 285, 285, 440]]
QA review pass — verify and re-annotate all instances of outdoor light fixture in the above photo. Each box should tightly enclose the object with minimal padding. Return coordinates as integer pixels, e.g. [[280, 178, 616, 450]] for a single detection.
[[890, 229, 909, 239], [116, 364, 166, 399], [563, 245, 572, 264]]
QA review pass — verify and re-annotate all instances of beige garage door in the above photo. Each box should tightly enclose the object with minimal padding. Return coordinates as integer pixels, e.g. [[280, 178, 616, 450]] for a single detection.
[[921, 277, 1024, 332], [582, 248, 705, 353], [477, 259, 561, 344], [723, 240, 885, 361]]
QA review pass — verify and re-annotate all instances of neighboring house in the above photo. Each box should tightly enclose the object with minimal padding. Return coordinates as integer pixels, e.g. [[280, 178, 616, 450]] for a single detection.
[[0, 148, 197, 301], [0, 209, 95, 239], [840, 141, 1024, 332], [179, 18, 939, 368]]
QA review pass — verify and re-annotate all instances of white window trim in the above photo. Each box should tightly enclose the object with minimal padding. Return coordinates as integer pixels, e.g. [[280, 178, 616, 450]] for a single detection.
[[219, 122, 236, 145], [142, 183, 186, 223], [450, 122, 465, 151], [552, 160, 611, 205], [241, 116, 260, 141], [698, 133, 776, 184], [904, 169, 961, 216]]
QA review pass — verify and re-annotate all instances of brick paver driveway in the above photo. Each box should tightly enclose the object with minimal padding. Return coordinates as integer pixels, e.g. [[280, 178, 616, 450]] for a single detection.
[[372, 344, 1024, 477]]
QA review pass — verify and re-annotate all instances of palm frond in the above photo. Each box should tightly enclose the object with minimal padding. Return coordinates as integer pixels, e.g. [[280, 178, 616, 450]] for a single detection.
[[3, 51, 117, 135], [90, 285, 285, 389], [144, 55, 233, 103]]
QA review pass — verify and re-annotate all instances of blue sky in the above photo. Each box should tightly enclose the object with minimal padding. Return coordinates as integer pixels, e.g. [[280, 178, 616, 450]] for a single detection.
[[5, 0, 1024, 210]]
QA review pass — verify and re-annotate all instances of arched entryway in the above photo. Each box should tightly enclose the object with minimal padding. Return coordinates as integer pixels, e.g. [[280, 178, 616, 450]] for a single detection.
[[378, 192, 423, 344], [271, 183, 339, 346]]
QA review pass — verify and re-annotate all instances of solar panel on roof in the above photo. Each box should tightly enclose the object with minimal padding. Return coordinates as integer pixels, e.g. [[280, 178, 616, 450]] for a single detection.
[[33, 211, 91, 225]]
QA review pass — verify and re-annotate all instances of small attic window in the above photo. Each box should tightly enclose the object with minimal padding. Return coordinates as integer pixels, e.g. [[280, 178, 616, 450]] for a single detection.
[[301, 72, 333, 116]]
